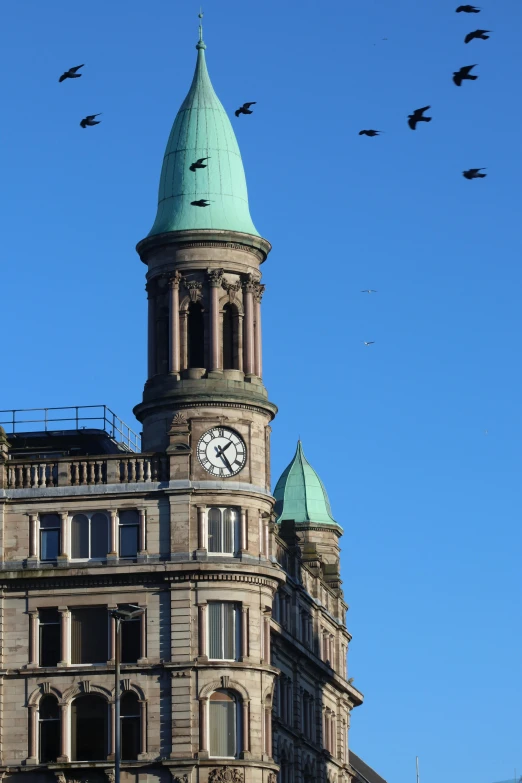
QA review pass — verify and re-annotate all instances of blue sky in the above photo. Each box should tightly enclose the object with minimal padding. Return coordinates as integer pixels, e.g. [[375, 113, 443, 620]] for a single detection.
[[1, 1, 521, 782]]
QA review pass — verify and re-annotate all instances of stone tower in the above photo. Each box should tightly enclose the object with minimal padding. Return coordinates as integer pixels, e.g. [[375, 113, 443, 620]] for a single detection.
[[0, 18, 369, 783]]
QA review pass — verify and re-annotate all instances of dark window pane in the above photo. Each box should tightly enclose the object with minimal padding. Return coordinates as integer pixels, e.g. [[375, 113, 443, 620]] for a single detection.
[[71, 695, 107, 761], [223, 304, 234, 370], [41, 529, 59, 561], [71, 608, 108, 664], [40, 615, 61, 667], [208, 508, 221, 553], [90, 513, 108, 558], [40, 514, 60, 529], [120, 525, 139, 558], [119, 510, 139, 525], [39, 712, 60, 763], [188, 302, 204, 368], [121, 618, 141, 663], [120, 693, 140, 760], [39, 695, 59, 720], [71, 515, 89, 559]]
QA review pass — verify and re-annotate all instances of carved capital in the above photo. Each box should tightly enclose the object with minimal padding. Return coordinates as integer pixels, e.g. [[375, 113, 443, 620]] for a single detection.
[[184, 279, 203, 302], [105, 770, 116, 783], [208, 769, 244, 783], [242, 273, 257, 294], [170, 270, 182, 290], [221, 277, 241, 303], [171, 775, 189, 783], [208, 268, 224, 287], [253, 282, 265, 303]]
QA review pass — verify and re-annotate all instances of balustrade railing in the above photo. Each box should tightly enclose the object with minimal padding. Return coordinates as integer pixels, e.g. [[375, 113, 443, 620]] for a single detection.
[[6, 454, 168, 489]]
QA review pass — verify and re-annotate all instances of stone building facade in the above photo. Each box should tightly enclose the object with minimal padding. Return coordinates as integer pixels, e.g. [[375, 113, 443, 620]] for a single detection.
[[0, 19, 380, 783]]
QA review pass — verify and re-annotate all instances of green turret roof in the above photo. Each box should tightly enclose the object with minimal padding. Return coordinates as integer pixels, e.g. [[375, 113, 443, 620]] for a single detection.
[[148, 22, 259, 238], [273, 441, 341, 529]]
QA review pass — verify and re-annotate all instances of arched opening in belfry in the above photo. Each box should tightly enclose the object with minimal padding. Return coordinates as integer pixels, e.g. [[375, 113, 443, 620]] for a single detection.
[[222, 303, 239, 370], [188, 301, 205, 368]]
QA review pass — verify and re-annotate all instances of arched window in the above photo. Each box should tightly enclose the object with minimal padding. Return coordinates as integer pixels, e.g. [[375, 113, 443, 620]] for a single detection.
[[120, 692, 140, 760], [71, 694, 108, 761], [71, 512, 109, 560], [222, 303, 239, 370], [209, 690, 240, 758], [207, 507, 238, 554], [39, 695, 60, 762], [188, 302, 205, 368]]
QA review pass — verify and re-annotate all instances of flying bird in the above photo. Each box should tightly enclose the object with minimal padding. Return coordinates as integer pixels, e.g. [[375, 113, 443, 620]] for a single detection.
[[464, 29, 491, 43], [362, 341, 375, 346], [59, 64, 84, 82], [80, 113, 101, 128], [408, 106, 432, 130], [463, 167, 486, 179], [359, 130, 382, 137], [456, 5, 481, 12], [361, 289, 378, 293], [190, 157, 210, 172], [235, 102, 256, 117], [191, 199, 212, 207], [453, 64, 478, 86]]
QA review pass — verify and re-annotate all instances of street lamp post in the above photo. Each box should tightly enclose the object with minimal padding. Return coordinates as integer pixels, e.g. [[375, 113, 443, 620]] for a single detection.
[[109, 606, 145, 783]]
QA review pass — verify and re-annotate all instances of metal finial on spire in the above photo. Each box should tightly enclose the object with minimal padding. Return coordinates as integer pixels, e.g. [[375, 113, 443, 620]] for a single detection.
[[196, 8, 206, 49]]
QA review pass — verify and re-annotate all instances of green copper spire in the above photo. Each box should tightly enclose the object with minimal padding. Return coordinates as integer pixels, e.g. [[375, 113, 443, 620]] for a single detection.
[[273, 441, 341, 529], [148, 15, 259, 237]]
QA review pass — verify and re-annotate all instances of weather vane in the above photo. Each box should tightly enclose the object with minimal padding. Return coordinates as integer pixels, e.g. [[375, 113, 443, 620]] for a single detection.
[[198, 7, 204, 42]]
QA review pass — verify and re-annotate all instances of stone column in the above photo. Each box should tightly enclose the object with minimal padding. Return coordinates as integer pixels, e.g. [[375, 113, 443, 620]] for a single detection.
[[242, 700, 250, 755], [241, 606, 249, 659], [140, 607, 147, 661], [239, 509, 248, 553], [258, 511, 264, 557], [197, 604, 208, 659], [59, 511, 69, 559], [109, 511, 118, 557], [28, 514, 38, 559], [180, 309, 188, 371], [27, 704, 38, 762], [28, 610, 39, 666], [197, 506, 207, 551], [147, 282, 156, 379], [263, 614, 271, 663], [169, 272, 181, 374], [242, 275, 256, 375], [139, 700, 147, 754], [208, 269, 223, 372], [58, 608, 70, 666], [199, 698, 209, 754], [253, 283, 265, 378], [58, 703, 69, 761], [139, 509, 147, 554]]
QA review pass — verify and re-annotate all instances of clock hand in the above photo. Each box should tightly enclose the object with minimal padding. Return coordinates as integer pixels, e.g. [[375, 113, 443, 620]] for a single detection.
[[215, 441, 233, 457], [219, 452, 234, 473]]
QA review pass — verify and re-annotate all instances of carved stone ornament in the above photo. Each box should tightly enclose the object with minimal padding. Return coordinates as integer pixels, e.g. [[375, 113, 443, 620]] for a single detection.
[[208, 268, 224, 287], [267, 774, 278, 783], [170, 270, 182, 289], [253, 282, 265, 303], [80, 679, 90, 693], [208, 768, 244, 783], [222, 277, 241, 302], [54, 773, 67, 783], [184, 279, 203, 302], [171, 412, 187, 426], [41, 681, 51, 694], [105, 770, 116, 783], [242, 273, 257, 294], [171, 775, 189, 783]]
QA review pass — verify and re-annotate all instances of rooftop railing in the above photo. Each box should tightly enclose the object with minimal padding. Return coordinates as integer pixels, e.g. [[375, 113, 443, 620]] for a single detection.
[[0, 405, 141, 453]]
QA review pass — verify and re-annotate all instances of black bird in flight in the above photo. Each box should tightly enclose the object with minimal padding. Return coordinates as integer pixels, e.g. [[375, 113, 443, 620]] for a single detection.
[[456, 5, 481, 12], [463, 168, 486, 179], [191, 199, 212, 207], [80, 113, 101, 128], [408, 106, 432, 130], [235, 102, 256, 117], [59, 64, 84, 82], [464, 29, 491, 43], [359, 129, 382, 137], [453, 64, 478, 86], [362, 341, 375, 346], [190, 157, 210, 172]]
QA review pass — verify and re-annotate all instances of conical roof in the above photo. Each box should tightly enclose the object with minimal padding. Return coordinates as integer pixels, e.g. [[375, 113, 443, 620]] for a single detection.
[[148, 25, 259, 237], [273, 441, 341, 529]]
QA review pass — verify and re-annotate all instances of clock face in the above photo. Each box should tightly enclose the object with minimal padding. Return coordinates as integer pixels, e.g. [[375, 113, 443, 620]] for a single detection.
[[197, 427, 247, 478]]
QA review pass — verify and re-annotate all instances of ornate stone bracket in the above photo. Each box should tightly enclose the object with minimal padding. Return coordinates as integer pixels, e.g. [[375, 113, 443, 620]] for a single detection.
[[222, 277, 241, 303], [184, 279, 203, 302], [242, 273, 257, 293], [253, 282, 265, 303], [171, 775, 189, 783], [208, 769, 244, 783]]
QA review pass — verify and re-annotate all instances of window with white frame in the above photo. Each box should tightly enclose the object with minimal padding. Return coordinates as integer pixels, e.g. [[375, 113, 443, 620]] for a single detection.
[[71, 512, 109, 559], [207, 507, 239, 554], [39, 514, 61, 561], [209, 690, 240, 757], [118, 509, 139, 558], [208, 602, 240, 660]]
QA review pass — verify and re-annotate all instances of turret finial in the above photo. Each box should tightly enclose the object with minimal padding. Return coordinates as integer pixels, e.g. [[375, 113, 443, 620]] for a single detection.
[[197, 9, 206, 49]]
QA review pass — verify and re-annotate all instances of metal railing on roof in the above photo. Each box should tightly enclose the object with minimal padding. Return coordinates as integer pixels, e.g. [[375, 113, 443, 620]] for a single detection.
[[0, 405, 141, 453]]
